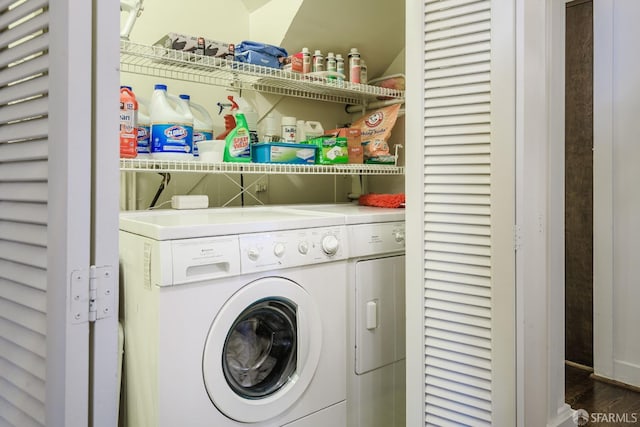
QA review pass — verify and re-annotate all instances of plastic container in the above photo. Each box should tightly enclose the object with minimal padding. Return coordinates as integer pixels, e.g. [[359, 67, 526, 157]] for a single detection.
[[233, 97, 258, 144], [136, 96, 151, 157], [295, 120, 306, 143], [348, 48, 361, 84], [360, 60, 368, 85], [281, 116, 297, 143], [196, 140, 225, 162], [174, 95, 214, 159], [262, 114, 279, 142], [223, 110, 251, 162], [251, 142, 316, 164], [119, 86, 138, 158], [336, 54, 345, 84], [302, 47, 311, 74], [326, 52, 336, 80], [312, 49, 324, 73], [150, 84, 194, 160], [303, 121, 324, 140]]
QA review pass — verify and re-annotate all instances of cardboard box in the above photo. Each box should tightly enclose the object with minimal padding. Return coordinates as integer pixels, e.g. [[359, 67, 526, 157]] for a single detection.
[[304, 136, 348, 164], [154, 33, 233, 59], [325, 127, 362, 163]]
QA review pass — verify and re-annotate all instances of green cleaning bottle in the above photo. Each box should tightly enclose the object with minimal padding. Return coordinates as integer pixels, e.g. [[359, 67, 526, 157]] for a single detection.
[[223, 109, 251, 162]]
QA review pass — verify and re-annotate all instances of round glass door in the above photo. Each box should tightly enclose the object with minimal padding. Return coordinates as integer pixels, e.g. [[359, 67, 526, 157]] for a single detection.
[[223, 298, 297, 399], [202, 277, 322, 423]]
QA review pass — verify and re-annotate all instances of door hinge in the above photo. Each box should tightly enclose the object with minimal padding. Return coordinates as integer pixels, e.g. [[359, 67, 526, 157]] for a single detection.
[[514, 224, 522, 252], [70, 265, 116, 324]]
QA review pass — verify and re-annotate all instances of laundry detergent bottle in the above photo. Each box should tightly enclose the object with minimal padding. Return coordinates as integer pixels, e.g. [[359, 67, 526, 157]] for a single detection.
[[149, 84, 194, 160], [223, 108, 251, 162], [136, 96, 151, 157], [186, 98, 214, 159], [119, 86, 138, 158]]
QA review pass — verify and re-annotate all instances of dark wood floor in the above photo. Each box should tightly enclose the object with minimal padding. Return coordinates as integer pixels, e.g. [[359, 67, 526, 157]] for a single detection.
[[565, 363, 640, 426]]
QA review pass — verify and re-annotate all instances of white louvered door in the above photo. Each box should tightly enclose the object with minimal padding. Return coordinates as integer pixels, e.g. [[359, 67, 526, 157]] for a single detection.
[[0, 1, 119, 426], [406, 0, 516, 425]]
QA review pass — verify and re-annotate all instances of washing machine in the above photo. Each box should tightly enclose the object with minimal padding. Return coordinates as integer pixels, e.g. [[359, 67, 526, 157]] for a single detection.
[[288, 204, 406, 427], [118, 206, 348, 427]]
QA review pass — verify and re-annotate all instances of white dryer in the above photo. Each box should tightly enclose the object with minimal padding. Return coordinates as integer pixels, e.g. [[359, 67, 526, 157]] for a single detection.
[[118, 207, 348, 427], [288, 204, 406, 427]]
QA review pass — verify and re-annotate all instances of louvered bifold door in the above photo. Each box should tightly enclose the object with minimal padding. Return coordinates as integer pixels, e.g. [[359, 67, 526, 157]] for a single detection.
[[422, 0, 493, 425], [0, 1, 93, 426], [0, 2, 51, 426]]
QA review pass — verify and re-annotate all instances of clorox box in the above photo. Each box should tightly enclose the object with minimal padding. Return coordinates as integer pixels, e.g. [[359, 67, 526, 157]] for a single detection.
[[303, 136, 348, 164], [251, 142, 317, 164]]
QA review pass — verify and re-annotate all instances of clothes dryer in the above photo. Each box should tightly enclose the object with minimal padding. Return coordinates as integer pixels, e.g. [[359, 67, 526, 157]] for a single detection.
[[287, 204, 406, 427], [118, 207, 348, 427]]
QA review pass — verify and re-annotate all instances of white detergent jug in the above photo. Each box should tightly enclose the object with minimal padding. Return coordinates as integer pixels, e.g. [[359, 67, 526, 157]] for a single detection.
[[183, 98, 214, 159], [150, 84, 194, 160], [304, 121, 324, 140], [136, 96, 151, 157]]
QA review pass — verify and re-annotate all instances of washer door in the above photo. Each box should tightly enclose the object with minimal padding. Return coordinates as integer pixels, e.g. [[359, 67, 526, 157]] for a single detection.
[[202, 277, 322, 423]]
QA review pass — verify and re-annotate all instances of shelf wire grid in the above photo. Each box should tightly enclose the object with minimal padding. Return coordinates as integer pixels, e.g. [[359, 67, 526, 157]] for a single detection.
[[119, 40, 405, 105]]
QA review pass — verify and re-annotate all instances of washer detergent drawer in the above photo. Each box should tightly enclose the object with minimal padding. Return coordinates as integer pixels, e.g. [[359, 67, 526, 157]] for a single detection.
[[162, 236, 240, 286], [355, 255, 406, 375]]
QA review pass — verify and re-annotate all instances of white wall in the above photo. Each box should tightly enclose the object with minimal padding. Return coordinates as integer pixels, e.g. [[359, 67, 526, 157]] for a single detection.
[[593, 0, 640, 388]]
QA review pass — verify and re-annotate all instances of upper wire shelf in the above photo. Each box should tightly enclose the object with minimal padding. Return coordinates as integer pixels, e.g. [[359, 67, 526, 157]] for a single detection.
[[119, 40, 405, 105], [119, 158, 404, 175]]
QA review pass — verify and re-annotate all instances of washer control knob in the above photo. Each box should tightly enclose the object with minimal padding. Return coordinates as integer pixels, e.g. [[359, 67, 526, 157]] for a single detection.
[[273, 242, 285, 258], [298, 241, 309, 254], [321, 235, 340, 256], [247, 248, 260, 261], [394, 230, 405, 243]]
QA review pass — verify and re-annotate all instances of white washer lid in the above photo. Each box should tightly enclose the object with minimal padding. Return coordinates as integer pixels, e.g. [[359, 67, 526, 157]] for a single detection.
[[119, 206, 345, 240], [285, 203, 405, 224]]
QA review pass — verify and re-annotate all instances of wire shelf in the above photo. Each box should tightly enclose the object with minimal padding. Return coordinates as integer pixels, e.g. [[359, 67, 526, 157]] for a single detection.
[[120, 40, 405, 105], [119, 158, 404, 175]]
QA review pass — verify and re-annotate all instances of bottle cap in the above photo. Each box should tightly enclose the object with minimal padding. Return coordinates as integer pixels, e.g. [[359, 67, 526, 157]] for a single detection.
[[154, 84, 167, 90], [179, 94, 190, 100], [349, 48, 359, 55], [282, 116, 297, 126], [314, 50, 322, 56], [302, 47, 310, 54], [327, 52, 335, 58]]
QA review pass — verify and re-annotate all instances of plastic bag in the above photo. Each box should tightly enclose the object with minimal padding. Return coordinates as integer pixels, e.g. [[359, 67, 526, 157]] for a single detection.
[[234, 41, 288, 69]]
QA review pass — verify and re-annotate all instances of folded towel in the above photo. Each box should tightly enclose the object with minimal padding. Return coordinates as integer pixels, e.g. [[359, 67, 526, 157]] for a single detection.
[[358, 193, 405, 208]]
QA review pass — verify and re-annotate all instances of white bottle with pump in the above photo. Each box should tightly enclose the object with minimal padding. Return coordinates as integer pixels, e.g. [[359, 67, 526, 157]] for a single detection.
[[348, 48, 361, 84], [150, 84, 194, 160]]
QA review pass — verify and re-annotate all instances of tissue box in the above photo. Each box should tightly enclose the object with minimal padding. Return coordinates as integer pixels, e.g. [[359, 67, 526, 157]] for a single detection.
[[325, 128, 362, 163], [304, 136, 348, 165], [154, 33, 233, 59], [251, 142, 316, 164]]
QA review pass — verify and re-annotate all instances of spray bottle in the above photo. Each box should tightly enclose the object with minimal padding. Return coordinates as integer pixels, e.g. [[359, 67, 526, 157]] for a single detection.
[[223, 98, 251, 162], [231, 96, 259, 145], [215, 97, 236, 140]]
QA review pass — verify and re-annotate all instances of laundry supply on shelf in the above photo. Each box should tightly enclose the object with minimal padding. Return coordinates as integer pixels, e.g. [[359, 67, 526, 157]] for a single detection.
[[136, 95, 151, 157], [223, 106, 251, 163], [351, 103, 401, 164], [234, 41, 288, 69], [149, 84, 194, 160], [154, 32, 234, 60], [120, 85, 138, 158]]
